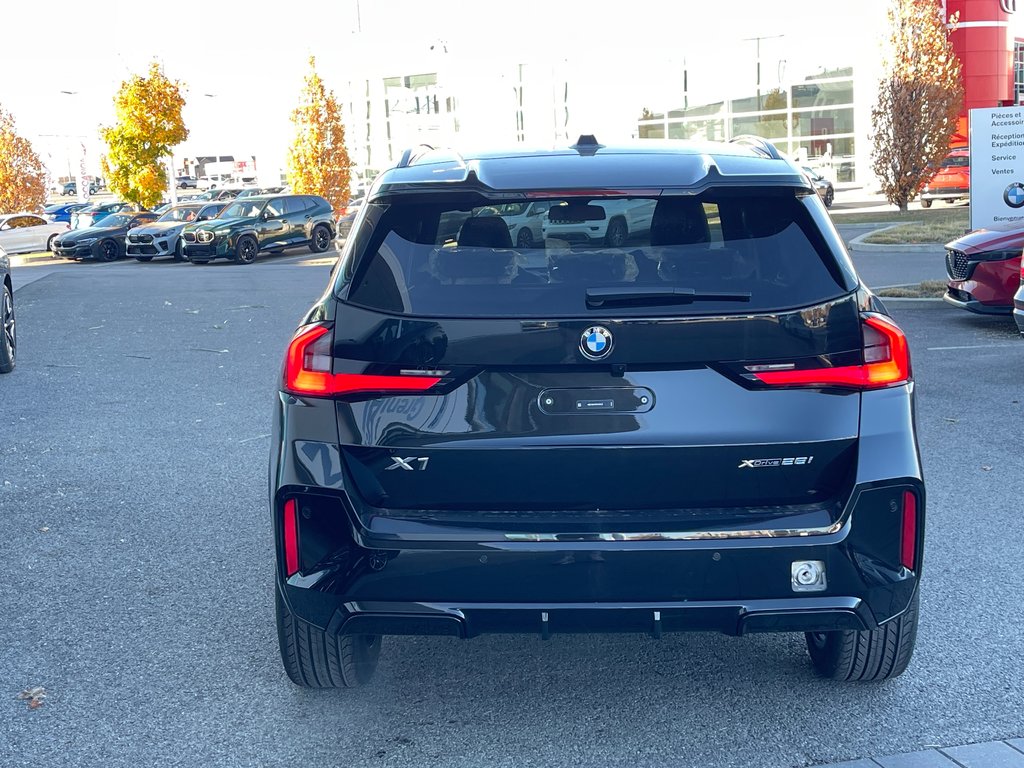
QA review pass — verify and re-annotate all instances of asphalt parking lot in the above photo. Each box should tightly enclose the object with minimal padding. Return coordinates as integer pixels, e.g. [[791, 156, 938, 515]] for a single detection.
[[2, 257, 1023, 768]]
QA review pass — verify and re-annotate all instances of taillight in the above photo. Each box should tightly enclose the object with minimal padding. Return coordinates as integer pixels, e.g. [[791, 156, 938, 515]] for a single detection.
[[282, 324, 441, 397], [1019, 258, 1024, 283], [283, 498, 299, 576], [753, 314, 910, 390], [901, 490, 917, 570]]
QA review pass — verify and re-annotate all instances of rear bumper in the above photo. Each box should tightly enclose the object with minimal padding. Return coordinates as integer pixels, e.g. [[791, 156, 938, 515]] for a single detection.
[[290, 591, 885, 640]]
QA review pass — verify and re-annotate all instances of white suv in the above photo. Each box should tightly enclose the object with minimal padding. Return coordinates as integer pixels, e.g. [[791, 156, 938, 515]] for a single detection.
[[541, 198, 656, 246]]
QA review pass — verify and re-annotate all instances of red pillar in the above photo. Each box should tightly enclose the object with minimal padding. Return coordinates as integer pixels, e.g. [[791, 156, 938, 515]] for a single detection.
[[946, 0, 1016, 144]]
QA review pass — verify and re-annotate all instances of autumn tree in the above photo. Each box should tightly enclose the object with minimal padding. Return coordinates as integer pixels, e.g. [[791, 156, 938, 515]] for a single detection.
[[871, 0, 963, 212], [100, 61, 188, 209], [287, 57, 351, 212], [0, 106, 47, 212]]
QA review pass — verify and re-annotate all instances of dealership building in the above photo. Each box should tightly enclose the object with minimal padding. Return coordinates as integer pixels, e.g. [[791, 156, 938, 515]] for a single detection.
[[340, 0, 1024, 189]]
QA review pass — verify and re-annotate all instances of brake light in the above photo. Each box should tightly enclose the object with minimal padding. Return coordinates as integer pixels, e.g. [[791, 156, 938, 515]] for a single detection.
[[901, 490, 917, 570], [283, 498, 299, 576], [282, 324, 441, 397], [753, 314, 910, 390]]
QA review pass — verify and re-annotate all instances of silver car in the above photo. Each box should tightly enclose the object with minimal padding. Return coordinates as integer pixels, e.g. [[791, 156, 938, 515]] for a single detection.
[[126, 202, 226, 261], [0, 213, 70, 254]]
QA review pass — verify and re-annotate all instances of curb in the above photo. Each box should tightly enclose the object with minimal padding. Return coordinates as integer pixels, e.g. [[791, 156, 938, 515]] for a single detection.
[[10, 252, 69, 267], [848, 226, 945, 254]]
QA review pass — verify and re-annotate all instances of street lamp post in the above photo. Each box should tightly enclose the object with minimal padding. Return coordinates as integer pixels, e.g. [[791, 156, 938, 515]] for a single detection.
[[741, 34, 784, 112]]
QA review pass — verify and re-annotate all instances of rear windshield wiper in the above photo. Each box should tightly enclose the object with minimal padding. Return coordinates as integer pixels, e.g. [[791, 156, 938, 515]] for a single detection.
[[585, 286, 752, 308]]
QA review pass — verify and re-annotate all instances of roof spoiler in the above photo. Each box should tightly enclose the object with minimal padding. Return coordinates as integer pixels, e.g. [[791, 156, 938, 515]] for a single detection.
[[730, 135, 783, 160]]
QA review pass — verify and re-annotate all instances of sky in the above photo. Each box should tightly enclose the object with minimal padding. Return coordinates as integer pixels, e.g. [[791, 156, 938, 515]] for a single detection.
[[0, 0, 1019, 181]]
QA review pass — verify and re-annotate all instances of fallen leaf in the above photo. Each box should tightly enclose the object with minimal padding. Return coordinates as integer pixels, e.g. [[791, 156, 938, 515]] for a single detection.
[[39, 526, 49, 533], [982, 465, 993, 471], [17, 687, 46, 709], [185, 309, 200, 315], [942, 417, 958, 423], [163, 301, 172, 306]]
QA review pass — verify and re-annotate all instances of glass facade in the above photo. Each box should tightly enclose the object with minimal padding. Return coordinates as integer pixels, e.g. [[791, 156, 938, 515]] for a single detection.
[[637, 70, 858, 183], [1016, 41, 1024, 104]]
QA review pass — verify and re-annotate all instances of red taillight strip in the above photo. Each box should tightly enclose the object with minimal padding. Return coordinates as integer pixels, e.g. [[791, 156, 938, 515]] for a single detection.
[[283, 324, 441, 397], [753, 314, 910, 390], [901, 491, 917, 571], [283, 499, 299, 576]]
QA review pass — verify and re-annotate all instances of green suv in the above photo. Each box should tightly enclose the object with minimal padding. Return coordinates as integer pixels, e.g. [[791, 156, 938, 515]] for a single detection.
[[181, 194, 335, 264]]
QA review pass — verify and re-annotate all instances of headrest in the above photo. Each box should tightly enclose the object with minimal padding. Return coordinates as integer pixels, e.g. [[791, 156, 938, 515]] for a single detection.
[[458, 216, 514, 248], [650, 198, 711, 246]]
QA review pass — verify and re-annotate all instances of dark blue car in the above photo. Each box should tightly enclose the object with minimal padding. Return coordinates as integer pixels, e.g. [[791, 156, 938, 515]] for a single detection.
[[43, 202, 88, 224]]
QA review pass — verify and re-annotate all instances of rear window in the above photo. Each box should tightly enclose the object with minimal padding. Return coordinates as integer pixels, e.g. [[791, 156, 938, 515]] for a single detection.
[[940, 154, 969, 168], [341, 193, 851, 318]]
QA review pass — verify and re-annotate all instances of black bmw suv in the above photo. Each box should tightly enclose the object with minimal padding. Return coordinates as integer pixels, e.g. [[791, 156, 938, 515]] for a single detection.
[[271, 137, 924, 687]]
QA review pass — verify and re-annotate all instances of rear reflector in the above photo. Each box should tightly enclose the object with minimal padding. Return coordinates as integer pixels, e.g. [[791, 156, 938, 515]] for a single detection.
[[753, 313, 910, 390], [901, 491, 917, 571], [283, 324, 441, 397], [283, 498, 299, 576]]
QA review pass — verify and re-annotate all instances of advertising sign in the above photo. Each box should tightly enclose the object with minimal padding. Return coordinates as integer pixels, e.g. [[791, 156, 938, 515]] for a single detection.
[[970, 106, 1024, 232]]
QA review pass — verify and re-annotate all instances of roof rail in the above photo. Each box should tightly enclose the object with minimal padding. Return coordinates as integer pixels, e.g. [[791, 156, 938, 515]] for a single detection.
[[396, 144, 436, 168], [730, 135, 783, 160]]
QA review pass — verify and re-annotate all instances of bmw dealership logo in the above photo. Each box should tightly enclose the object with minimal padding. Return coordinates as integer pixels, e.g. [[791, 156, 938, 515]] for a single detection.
[[1004, 183, 1024, 209], [580, 326, 613, 360]]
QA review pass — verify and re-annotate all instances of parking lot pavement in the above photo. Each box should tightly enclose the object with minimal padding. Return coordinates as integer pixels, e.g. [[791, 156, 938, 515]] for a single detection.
[[2, 268, 1023, 768]]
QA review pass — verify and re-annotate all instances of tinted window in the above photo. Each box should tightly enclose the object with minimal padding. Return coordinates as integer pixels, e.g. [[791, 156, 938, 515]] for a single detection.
[[281, 196, 308, 216], [343, 194, 848, 318], [941, 154, 969, 168], [265, 198, 286, 217], [222, 200, 265, 219]]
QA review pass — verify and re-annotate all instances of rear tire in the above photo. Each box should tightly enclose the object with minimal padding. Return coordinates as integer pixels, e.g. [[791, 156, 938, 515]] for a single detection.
[[309, 224, 332, 253], [0, 284, 15, 374], [823, 188, 834, 208], [605, 217, 628, 247], [46, 234, 58, 252], [919, 199, 932, 209], [805, 590, 919, 681], [275, 587, 381, 688], [172, 240, 186, 262]]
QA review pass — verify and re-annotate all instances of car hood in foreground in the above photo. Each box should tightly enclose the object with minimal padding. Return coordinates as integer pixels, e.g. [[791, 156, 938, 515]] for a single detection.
[[946, 228, 1024, 256]]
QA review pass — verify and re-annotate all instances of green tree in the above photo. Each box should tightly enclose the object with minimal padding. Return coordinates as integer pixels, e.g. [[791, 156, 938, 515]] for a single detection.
[[871, 0, 963, 212], [287, 56, 351, 212], [101, 61, 188, 209], [0, 106, 47, 212]]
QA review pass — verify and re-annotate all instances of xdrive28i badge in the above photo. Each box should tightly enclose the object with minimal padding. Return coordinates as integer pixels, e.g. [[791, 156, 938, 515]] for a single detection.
[[580, 326, 613, 360]]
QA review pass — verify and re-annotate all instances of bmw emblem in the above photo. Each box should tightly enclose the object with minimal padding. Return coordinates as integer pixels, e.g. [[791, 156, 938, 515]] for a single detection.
[[580, 326, 613, 360], [1005, 183, 1024, 209]]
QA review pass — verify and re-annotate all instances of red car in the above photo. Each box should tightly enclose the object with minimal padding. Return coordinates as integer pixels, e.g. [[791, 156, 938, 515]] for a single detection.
[[921, 148, 969, 208], [944, 228, 1023, 315]]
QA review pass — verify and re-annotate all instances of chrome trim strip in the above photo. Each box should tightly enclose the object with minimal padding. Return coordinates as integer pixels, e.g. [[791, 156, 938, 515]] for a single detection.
[[504, 519, 845, 542]]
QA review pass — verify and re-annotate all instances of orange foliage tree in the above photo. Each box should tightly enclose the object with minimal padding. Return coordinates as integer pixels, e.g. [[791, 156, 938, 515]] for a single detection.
[[871, 0, 963, 212], [101, 62, 188, 209], [0, 106, 47, 213], [287, 57, 352, 212]]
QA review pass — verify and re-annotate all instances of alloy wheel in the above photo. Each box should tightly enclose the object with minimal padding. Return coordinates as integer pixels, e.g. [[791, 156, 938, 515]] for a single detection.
[[2, 288, 15, 364]]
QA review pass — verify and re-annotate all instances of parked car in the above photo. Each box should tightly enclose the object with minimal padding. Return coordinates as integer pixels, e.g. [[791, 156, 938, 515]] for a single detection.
[[920, 148, 969, 208], [176, 175, 198, 189], [197, 174, 233, 191], [335, 197, 364, 241], [72, 202, 135, 230], [943, 228, 1023, 314], [192, 188, 240, 202], [0, 245, 14, 373], [127, 202, 226, 261], [0, 213, 70, 254], [270, 136, 924, 687], [53, 211, 159, 261], [802, 166, 835, 208], [42, 202, 88, 224], [235, 187, 285, 199], [62, 181, 99, 196], [541, 197, 657, 246], [181, 194, 334, 264]]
